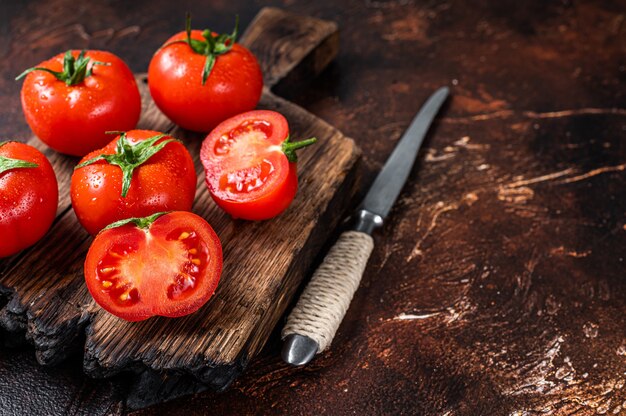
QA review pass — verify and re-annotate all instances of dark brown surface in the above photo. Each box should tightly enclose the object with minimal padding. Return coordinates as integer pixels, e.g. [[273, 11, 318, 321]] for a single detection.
[[0, 6, 360, 393], [1, 0, 626, 415]]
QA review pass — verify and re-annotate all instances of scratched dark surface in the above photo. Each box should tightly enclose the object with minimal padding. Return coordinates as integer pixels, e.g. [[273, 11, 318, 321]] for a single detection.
[[1, 0, 625, 415]]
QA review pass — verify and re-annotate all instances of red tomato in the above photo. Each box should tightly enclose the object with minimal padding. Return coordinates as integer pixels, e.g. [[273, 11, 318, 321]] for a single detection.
[[148, 17, 263, 132], [84, 211, 222, 321], [18, 50, 141, 156], [0, 142, 58, 257], [200, 110, 316, 220], [71, 130, 196, 235]]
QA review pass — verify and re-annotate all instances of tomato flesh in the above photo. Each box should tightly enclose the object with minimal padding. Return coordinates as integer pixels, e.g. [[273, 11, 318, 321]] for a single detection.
[[85, 212, 222, 321], [201, 110, 297, 220], [218, 158, 275, 195], [215, 123, 279, 195], [213, 120, 274, 156]]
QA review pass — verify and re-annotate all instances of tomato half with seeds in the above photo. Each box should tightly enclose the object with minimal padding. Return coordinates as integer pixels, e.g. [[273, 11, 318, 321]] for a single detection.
[[200, 110, 316, 220], [0, 141, 58, 257], [84, 211, 222, 321]]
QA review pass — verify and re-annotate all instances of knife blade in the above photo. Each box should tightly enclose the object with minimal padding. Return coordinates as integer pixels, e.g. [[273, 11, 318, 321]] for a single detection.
[[281, 87, 450, 366]]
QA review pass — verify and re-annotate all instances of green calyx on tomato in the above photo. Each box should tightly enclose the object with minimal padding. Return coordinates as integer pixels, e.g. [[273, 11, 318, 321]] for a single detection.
[[281, 136, 318, 163], [15, 50, 110, 86], [164, 13, 239, 85], [0, 142, 38, 174], [75, 132, 179, 198], [103, 211, 169, 232]]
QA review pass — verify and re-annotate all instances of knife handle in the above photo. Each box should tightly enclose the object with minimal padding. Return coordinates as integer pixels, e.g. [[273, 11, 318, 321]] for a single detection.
[[282, 230, 374, 354]]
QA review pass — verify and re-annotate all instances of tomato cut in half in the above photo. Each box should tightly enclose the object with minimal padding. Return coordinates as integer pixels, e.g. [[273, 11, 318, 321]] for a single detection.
[[84, 212, 222, 321], [200, 110, 316, 220]]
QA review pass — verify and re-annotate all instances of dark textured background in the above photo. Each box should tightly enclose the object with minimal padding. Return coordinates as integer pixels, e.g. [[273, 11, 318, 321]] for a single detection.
[[1, 0, 625, 415]]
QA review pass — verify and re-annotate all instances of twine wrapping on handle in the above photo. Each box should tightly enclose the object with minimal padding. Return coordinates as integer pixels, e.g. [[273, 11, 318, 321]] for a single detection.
[[282, 230, 374, 352]]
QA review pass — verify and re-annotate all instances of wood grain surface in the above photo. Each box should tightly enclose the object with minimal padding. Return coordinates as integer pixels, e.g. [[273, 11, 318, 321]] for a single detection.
[[0, 7, 360, 393], [1, 1, 625, 415]]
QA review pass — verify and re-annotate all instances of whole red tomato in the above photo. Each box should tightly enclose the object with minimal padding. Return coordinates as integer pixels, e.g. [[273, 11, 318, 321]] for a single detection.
[[71, 130, 196, 235], [148, 16, 263, 132], [200, 110, 316, 220], [84, 211, 222, 321], [0, 142, 58, 257], [17, 50, 141, 156]]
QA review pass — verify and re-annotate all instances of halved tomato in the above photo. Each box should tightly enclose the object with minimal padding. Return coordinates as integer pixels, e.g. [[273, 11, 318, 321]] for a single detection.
[[84, 211, 222, 321], [200, 110, 316, 220]]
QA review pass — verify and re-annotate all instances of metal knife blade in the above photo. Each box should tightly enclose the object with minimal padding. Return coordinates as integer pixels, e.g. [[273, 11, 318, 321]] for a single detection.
[[360, 86, 449, 220], [282, 87, 450, 366]]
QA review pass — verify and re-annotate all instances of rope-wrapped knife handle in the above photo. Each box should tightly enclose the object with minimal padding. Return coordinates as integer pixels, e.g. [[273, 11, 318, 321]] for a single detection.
[[282, 230, 374, 353]]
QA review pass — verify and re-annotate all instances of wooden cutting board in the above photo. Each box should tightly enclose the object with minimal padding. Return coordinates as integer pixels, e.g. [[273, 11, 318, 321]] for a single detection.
[[0, 8, 359, 391]]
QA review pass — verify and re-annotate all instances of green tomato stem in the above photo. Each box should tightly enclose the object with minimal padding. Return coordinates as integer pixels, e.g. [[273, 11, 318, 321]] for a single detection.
[[75, 132, 179, 198], [102, 211, 170, 232], [281, 136, 318, 163], [0, 154, 38, 175], [15, 49, 109, 86], [162, 14, 239, 85]]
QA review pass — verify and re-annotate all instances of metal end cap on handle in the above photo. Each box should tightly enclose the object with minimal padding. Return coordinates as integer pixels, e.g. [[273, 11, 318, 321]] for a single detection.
[[282, 334, 319, 366]]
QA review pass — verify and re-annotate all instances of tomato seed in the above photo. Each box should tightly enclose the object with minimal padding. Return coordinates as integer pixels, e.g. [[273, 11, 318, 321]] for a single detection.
[[166, 272, 197, 300]]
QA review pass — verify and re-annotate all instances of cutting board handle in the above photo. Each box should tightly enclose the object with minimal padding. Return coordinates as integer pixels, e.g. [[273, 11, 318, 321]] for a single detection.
[[240, 7, 339, 91]]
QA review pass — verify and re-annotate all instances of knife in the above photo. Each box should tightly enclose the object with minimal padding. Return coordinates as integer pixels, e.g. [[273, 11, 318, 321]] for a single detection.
[[281, 87, 450, 366]]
